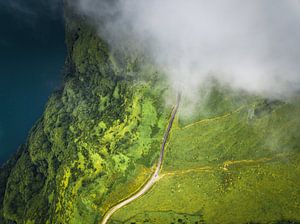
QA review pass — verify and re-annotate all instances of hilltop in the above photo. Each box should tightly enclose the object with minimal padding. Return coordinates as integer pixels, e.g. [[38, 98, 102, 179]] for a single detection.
[[0, 4, 300, 224]]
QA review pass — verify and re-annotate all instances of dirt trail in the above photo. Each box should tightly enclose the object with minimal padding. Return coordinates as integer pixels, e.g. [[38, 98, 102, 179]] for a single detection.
[[100, 94, 180, 224]]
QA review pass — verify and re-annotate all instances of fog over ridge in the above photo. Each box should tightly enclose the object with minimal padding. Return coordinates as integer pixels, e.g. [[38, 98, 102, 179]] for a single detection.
[[72, 0, 300, 99]]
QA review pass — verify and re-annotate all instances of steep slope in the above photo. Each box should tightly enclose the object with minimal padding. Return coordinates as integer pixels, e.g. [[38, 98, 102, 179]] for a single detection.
[[0, 7, 170, 224], [1, 4, 300, 224]]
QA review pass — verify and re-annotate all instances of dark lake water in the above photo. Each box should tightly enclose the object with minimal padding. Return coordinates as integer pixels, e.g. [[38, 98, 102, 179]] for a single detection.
[[0, 0, 66, 164]]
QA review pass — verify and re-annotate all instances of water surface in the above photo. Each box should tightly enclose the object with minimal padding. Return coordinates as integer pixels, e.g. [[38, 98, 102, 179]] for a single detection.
[[0, 0, 66, 164]]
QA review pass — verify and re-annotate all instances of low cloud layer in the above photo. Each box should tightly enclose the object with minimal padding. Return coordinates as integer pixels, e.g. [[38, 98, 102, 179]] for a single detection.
[[72, 0, 300, 99]]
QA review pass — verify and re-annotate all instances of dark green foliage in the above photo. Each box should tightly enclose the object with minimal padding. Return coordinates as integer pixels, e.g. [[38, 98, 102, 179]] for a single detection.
[[0, 146, 23, 224], [1, 4, 300, 224], [0, 8, 168, 224]]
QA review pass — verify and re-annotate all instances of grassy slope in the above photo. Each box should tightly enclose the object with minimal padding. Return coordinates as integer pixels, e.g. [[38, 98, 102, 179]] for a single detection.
[[1, 4, 300, 224], [111, 96, 300, 224]]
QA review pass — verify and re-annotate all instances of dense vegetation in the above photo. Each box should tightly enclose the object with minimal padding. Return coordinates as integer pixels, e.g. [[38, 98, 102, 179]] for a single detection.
[[1, 3, 300, 224], [0, 7, 170, 224]]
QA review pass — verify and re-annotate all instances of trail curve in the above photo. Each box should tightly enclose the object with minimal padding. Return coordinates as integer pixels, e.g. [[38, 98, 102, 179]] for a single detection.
[[100, 94, 180, 224]]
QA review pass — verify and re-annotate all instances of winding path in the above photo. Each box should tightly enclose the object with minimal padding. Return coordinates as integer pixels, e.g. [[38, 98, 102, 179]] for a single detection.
[[101, 94, 181, 224]]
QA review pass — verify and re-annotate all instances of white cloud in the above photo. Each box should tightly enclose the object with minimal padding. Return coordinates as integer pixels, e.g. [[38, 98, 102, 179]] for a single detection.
[[72, 0, 300, 99]]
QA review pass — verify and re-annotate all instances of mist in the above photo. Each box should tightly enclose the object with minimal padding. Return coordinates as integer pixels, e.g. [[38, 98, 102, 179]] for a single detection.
[[72, 0, 300, 100]]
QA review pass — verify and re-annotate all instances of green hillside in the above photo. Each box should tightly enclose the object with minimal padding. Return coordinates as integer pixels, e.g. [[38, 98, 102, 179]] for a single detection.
[[0, 7, 170, 224], [111, 98, 300, 224], [0, 4, 300, 224]]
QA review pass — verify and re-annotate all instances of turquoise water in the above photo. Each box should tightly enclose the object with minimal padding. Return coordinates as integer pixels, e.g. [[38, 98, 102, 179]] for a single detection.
[[0, 0, 66, 164]]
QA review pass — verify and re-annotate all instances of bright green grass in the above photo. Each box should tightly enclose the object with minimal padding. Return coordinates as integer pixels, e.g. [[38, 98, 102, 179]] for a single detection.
[[109, 100, 300, 224], [111, 154, 300, 224], [111, 210, 204, 224], [164, 101, 300, 171]]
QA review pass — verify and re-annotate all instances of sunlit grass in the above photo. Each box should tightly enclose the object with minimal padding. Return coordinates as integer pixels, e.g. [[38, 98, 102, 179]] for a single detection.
[[110, 99, 300, 224]]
